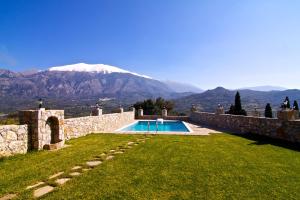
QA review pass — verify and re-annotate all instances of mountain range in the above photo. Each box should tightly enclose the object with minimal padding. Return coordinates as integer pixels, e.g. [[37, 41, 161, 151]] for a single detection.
[[174, 87, 300, 114], [0, 63, 299, 117], [0, 63, 198, 116]]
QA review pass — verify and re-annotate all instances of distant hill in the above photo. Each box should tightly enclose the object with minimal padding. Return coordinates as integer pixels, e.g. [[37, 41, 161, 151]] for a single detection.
[[239, 85, 288, 91], [173, 87, 300, 114]]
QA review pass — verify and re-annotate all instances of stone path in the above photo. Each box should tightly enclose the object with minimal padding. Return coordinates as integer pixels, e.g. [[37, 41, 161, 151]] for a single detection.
[[0, 136, 151, 199], [26, 182, 45, 190], [86, 160, 102, 167], [106, 155, 114, 160], [70, 172, 81, 176], [0, 194, 17, 200], [71, 166, 82, 170], [33, 186, 54, 198], [55, 178, 70, 185], [49, 172, 64, 179]]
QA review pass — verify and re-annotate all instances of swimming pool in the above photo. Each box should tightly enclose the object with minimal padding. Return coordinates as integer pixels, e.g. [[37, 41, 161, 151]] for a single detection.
[[119, 120, 191, 133]]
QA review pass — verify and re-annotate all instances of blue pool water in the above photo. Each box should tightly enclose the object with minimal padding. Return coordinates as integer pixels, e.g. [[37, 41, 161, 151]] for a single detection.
[[120, 120, 190, 132]]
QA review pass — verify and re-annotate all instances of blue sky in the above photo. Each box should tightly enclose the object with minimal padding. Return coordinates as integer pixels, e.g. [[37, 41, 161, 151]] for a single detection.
[[0, 0, 300, 89]]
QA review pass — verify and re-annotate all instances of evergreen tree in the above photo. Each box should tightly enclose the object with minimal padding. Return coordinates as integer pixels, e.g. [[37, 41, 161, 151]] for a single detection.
[[225, 104, 235, 114], [293, 100, 299, 110], [235, 92, 242, 112], [285, 96, 291, 109], [264, 103, 273, 118], [232, 91, 247, 116]]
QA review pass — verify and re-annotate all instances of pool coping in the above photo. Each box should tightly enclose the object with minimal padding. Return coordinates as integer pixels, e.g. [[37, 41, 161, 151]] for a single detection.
[[116, 120, 194, 133]]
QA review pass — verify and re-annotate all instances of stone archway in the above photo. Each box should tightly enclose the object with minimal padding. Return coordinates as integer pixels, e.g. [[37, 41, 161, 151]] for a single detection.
[[46, 117, 60, 144], [19, 109, 65, 151]]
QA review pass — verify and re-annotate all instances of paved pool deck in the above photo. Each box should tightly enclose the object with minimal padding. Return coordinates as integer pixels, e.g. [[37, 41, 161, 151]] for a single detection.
[[115, 121, 221, 136]]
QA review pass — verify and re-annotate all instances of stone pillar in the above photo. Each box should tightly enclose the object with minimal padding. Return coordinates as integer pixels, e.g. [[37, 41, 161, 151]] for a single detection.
[[252, 109, 260, 117], [277, 109, 296, 121], [118, 107, 124, 113], [293, 110, 300, 120], [91, 108, 102, 116], [215, 107, 224, 115], [162, 108, 168, 117], [138, 108, 143, 117], [131, 107, 136, 112], [191, 105, 197, 112]]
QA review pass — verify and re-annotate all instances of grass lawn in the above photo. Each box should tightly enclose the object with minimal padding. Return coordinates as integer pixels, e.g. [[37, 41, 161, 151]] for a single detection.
[[1, 133, 300, 199]]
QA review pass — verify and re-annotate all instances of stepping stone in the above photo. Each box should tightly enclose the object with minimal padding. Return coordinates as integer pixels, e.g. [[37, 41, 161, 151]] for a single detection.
[[55, 178, 70, 185], [114, 151, 124, 154], [33, 186, 54, 198], [106, 155, 114, 160], [82, 168, 91, 172], [100, 153, 106, 156], [110, 150, 115, 153], [86, 161, 102, 167], [49, 172, 64, 179], [127, 146, 132, 149], [0, 194, 17, 200], [26, 182, 45, 190], [70, 172, 81, 176], [134, 143, 138, 146], [71, 166, 82, 170], [127, 142, 134, 145]]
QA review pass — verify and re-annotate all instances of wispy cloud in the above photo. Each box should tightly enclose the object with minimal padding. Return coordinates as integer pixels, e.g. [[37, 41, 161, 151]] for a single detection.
[[0, 45, 17, 66]]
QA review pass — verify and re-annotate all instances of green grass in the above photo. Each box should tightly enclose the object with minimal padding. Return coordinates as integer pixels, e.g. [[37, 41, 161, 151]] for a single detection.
[[0, 134, 142, 197], [1, 133, 300, 199]]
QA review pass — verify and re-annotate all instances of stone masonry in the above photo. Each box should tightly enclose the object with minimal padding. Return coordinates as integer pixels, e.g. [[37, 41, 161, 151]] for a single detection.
[[1, 109, 135, 156], [64, 111, 135, 139], [190, 111, 300, 143], [0, 125, 28, 156], [19, 109, 65, 150]]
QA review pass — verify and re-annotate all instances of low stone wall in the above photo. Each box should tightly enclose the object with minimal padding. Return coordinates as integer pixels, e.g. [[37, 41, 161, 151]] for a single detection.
[[64, 111, 135, 139], [136, 115, 189, 121], [190, 112, 300, 143], [0, 125, 28, 156]]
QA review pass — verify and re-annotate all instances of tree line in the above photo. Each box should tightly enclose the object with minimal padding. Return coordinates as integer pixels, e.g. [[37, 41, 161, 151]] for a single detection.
[[225, 91, 299, 118], [133, 97, 174, 115]]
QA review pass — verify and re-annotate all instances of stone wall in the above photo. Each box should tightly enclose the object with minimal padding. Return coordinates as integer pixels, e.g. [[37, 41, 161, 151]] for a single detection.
[[64, 111, 135, 139], [0, 125, 28, 156], [190, 111, 300, 143]]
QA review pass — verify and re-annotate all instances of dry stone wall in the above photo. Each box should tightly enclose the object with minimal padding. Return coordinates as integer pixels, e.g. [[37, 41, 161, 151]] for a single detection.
[[1, 110, 134, 156], [64, 111, 135, 139], [0, 125, 28, 156], [190, 111, 300, 143]]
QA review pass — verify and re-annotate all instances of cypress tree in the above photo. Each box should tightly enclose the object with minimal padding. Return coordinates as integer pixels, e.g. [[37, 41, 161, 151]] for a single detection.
[[293, 100, 299, 110], [265, 103, 273, 118], [235, 92, 242, 112], [285, 96, 291, 109]]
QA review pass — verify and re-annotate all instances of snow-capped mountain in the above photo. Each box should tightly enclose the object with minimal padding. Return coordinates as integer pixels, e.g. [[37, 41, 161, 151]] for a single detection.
[[49, 63, 152, 79], [0, 64, 177, 113]]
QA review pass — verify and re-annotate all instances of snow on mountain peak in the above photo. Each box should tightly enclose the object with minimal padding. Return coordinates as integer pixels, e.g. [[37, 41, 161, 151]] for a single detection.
[[48, 63, 152, 79]]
